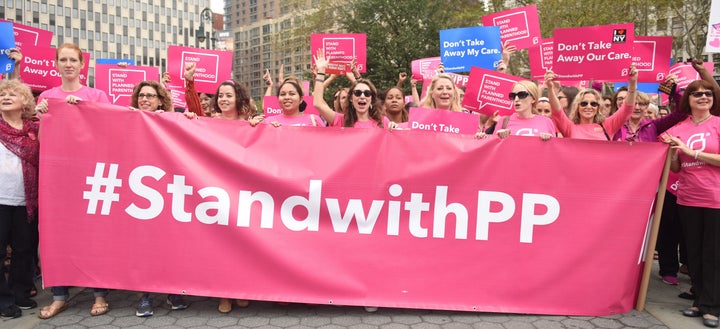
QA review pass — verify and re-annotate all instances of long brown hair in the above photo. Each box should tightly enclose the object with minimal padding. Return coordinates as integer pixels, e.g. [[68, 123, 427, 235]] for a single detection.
[[344, 79, 383, 127]]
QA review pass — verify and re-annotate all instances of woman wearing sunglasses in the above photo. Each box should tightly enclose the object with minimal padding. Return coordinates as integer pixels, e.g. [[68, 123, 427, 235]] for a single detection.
[[313, 49, 392, 128], [662, 78, 720, 328], [544, 65, 638, 140], [476, 81, 555, 140]]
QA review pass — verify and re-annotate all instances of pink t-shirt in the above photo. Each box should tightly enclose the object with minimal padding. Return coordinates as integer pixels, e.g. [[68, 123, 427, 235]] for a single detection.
[[264, 113, 323, 127], [332, 113, 390, 128], [38, 86, 110, 104], [498, 114, 556, 136], [666, 116, 720, 208], [552, 102, 633, 140]]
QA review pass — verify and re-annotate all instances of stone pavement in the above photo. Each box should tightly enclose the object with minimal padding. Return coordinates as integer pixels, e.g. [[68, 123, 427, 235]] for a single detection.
[[0, 262, 707, 329]]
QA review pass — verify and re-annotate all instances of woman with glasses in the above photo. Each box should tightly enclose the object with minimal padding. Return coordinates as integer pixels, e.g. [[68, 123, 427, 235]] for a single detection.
[[313, 49, 392, 129], [129, 81, 173, 112], [662, 79, 720, 328], [36, 43, 112, 320], [475, 81, 555, 140], [544, 65, 638, 140]]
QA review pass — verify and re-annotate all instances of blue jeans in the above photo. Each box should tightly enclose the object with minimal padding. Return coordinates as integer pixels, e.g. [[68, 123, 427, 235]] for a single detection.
[[51, 286, 108, 301]]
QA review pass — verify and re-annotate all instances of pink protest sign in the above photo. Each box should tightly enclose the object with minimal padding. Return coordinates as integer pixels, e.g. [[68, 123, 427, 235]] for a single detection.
[[1, 19, 53, 50], [463, 67, 521, 116], [20, 46, 89, 91], [311, 34, 367, 73], [166, 85, 187, 110], [553, 23, 634, 80], [408, 107, 479, 135], [633, 36, 672, 83], [481, 4, 541, 50], [528, 38, 553, 80], [167, 45, 233, 94], [447, 73, 469, 88], [411, 57, 442, 80], [94, 64, 160, 106], [262, 95, 318, 117], [669, 62, 715, 91]]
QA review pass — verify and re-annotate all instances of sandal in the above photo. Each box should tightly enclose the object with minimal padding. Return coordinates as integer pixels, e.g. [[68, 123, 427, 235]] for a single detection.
[[38, 303, 68, 319], [218, 298, 232, 313], [235, 299, 249, 308], [90, 302, 110, 316]]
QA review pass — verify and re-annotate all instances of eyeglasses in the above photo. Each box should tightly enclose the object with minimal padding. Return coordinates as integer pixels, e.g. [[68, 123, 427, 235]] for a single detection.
[[580, 101, 599, 107], [138, 93, 158, 99], [352, 90, 373, 97], [508, 91, 531, 100], [690, 91, 714, 98]]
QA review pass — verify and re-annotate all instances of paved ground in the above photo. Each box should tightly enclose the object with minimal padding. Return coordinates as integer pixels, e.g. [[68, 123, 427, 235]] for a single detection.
[[0, 262, 707, 329]]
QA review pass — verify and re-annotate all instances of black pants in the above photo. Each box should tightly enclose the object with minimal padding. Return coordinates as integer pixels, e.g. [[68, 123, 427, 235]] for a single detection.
[[658, 193, 682, 276], [0, 205, 38, 308], [679, 205, 720, 316]]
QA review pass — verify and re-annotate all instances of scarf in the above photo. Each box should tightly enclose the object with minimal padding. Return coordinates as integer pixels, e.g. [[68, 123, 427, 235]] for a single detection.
[[0, 118, 39, 221]]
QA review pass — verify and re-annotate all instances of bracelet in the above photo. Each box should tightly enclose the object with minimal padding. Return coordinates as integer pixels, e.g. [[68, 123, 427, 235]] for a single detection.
[[314, 78, 324, 83], [694, 150, 700, 159]]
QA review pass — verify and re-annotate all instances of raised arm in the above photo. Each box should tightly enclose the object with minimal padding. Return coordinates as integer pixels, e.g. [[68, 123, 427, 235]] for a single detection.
[[545, 70, 573, 137], [7, 48, 22, 80], [263, 69, 273, 96], [313, 48, 338, 124], [603, 65, 638, 136], [410, 78, 421, 105], [396, 72, 407, 89], [184, 62, 204, 116]]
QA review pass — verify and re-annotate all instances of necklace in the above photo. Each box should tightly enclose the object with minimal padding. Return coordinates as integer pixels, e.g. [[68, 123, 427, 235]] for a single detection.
[[691, 114, 712, 125]]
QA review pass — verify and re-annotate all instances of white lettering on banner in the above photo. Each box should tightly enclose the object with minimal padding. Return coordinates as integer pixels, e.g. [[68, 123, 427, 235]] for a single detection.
[[86, 163, 561, 243]]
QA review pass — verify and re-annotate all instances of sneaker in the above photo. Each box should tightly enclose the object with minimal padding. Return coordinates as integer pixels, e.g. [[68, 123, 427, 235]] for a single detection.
[[166, 295, 188, 310], [662, 275, 679, 285], [15, 297, 37, 310], [0, 304, 21, 319], [135, 296, 153, 317], [364, 306, 378, 312]]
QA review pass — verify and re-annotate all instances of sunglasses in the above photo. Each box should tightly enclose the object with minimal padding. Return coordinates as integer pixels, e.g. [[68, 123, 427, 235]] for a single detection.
[[508, 91, 531, 100], [352, 90, 373, 97], [580, 101, 599, 107], [690, 91, 714, 98]]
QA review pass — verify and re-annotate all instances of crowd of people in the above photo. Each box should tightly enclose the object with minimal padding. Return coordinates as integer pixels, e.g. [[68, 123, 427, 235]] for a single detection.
[[1, 41, 720, 327]]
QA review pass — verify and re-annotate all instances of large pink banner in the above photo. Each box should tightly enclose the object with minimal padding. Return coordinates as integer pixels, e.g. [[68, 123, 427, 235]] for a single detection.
[[39, 100, 667, 316], [94, 64, 160, 106], [20, 46, 90, 91], [553, 24, 635, 80], [262, 95, 318, 116], [481, 4, 541, 50]]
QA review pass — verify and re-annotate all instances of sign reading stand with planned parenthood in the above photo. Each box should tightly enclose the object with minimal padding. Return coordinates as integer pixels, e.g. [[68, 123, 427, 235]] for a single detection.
[[439, 26, 503, 72], [481, 4, 541, 50]]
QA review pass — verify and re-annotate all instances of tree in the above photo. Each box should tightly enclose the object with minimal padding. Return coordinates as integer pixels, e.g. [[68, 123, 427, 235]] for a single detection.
[[308, 0, 487, 92]]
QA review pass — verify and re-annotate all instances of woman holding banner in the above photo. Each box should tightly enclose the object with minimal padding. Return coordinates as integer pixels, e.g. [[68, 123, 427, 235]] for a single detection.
[[544, 65, 638, 140], [475, 80, 555, 140], [662, 79, 720, 328], [313, 49, 393, 129], [34, 44, 110, 112], [264, 77, 324, 127], [420, 74, 463, 112], [34, 43, 112, 320], [128, 81, 173, 113], [384, 86, 408, 124], [0, 79, 39, 319]]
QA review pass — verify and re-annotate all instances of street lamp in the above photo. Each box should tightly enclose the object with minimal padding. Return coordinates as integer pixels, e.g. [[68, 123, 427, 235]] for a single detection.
[[195, 8, 216, 49]]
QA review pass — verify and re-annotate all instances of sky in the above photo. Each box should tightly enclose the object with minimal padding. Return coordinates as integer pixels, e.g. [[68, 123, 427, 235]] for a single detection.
[[211, 0, 224, 13]]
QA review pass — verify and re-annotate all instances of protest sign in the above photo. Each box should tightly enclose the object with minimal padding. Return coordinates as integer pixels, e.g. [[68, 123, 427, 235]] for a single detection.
[[411, 57, 442, 80], [440, 26, 502, 72], [262, 95, 318, 117], [528, 38, 553, 80], [706, 0, 720, 52], [553, 24, 634, 80], [669, 61, 715, 91], [311, 34, 367, 74], [95, 64, 160, 106], [167, 45, 233, 95], [0, 21, 15, 74], [481, 4, 541, 50], [20, 46, 90, 91], [1, 19, 53, 51], [408, 107, 479, 135], [633, 36, 672, 83], [463, 66, 521, 116]]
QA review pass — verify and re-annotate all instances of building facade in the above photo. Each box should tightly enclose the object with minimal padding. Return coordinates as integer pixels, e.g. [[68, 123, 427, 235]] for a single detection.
[[0, 0, 212, 85]]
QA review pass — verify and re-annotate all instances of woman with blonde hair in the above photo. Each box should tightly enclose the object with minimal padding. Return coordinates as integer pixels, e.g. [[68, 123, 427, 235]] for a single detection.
[[421, 74, 463, 112], [476, 80, 555, 140], [0, 80, 39, 319]]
